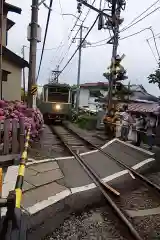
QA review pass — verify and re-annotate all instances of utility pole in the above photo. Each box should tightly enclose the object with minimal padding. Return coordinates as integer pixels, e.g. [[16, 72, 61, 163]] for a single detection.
[[0, 0, 4, 100], [28, 0, 39, 108], [22, 45, 26, 101], [76, 24, 83, 113], [107, 2, 121, 110]]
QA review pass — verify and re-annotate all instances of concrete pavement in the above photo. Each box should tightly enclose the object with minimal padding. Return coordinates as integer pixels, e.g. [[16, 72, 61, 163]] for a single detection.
[[1, 138, 156, 239]]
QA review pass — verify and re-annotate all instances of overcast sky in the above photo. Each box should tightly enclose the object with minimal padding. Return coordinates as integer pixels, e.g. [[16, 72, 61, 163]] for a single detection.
[[7, 0, 160, 96]]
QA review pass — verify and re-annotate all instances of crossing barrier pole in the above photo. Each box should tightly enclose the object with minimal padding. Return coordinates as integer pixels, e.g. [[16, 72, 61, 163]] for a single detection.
[[15, 127, 31, 208], [0, 168, 2, 217]]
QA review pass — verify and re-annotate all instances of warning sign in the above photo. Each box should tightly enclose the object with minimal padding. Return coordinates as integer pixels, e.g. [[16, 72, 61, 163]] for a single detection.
[[31, 85, 37, 95]]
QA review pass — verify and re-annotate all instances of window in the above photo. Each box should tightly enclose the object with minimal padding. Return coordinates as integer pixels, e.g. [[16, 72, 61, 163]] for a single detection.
[[2, 70, 11, 82]]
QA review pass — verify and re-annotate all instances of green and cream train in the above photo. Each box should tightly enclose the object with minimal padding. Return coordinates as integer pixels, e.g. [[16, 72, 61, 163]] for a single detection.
[[38, 83, 72, 122]]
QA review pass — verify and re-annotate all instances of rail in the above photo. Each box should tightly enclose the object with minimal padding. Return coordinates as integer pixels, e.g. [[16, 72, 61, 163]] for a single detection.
[[52, 124, 143, 240], [63, 122, 160, 193], [0, 125, 31, 240]]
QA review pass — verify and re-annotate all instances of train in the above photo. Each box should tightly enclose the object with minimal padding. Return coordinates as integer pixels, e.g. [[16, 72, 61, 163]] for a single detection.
[[38, 83, 72, 123]]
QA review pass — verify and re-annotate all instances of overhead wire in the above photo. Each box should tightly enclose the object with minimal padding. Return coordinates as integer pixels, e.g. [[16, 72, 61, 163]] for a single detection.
[[90, 0, 160, 45], [120, 6, 160, 32], [146, 39, 158, 63], [48, 0, 70, 74], [57, 0, 97, 68], [58, 16, 99, 77], [55, 14, 82, 67], [36, 0, 54, 81], [121, 0, 160, 31], [85, 25, 159, 63]]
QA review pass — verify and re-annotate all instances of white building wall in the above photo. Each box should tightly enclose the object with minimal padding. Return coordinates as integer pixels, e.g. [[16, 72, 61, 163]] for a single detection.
[[74, 88, 89, 107], [74, 88, 108, 110]]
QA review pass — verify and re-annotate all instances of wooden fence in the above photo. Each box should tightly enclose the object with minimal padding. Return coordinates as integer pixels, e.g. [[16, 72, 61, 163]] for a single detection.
[[0, 118, 25, 156]]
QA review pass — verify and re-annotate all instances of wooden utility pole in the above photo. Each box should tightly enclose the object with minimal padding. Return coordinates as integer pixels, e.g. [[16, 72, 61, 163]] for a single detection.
[[0, 0, 4, 100], [76, 24, 83, 113], [107, 2, 121, 110], [22, 45, 26, 101], [28, 0, 39, 108]]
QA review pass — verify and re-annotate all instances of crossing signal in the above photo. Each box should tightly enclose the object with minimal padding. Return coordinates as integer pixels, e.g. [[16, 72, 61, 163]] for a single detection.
[[98, 14, 104, 30], [77, 2, 82, 13], [115, 83, 122, 91]]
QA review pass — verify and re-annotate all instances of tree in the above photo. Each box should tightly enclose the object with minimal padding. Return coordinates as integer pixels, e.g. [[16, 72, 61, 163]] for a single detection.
[[148, 62, 160, 89]]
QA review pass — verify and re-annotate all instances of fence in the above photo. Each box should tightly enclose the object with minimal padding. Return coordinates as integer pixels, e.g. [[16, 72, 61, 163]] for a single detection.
[[0, 118, 25, 156], [0, 126, 31, 240]]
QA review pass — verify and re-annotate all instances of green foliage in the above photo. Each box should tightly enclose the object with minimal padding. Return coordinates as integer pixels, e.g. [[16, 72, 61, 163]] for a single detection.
[[76, 114, 97, 130], [148, 62, 160, 89], [71, 84, 77, 90]]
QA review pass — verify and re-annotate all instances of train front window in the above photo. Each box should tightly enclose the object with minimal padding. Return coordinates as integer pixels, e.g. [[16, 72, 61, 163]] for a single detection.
[[48, 87, 69, 102]]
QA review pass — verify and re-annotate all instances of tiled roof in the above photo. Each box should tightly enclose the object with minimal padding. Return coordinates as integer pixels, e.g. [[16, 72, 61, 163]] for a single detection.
[[117, 102, 158, 113], [80, 82, 108, 88]]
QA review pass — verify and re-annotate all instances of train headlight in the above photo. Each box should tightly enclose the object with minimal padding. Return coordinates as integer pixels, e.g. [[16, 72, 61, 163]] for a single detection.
[[55, 104, 61, 110]]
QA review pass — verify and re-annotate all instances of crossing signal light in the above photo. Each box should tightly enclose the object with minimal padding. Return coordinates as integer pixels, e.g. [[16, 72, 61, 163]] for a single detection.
[[115, 83, 122, 91], [116, 70, 128, 81], [98, 14, 104, 30], [77, 2, 82, 13]]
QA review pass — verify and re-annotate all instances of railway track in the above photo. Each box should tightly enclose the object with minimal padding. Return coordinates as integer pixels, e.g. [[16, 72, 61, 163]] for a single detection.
[[50, 124, 103, 154], [50, 122, 160, 239]]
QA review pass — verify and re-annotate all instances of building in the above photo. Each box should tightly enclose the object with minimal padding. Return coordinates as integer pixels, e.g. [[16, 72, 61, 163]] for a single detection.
[[117, 84, 159, 113], [0, 1, 28, 100], [73, 82, 159, 113], [128, 84, 158, 103], [73, 82, 108, 111]]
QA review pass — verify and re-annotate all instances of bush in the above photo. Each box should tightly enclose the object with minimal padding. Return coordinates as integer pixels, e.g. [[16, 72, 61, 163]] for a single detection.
[[76, 114, 97, 130]]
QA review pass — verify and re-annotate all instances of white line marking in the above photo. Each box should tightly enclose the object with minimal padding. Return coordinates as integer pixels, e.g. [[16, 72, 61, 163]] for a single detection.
[[22, 157, 155, 215], [26, 189, 71, 215], [26, 139, 116, 164], [71, 183, 96, 193], [115, 138, 154, 156], [133, 158, 155, 169], [101, 138, 117, 149]]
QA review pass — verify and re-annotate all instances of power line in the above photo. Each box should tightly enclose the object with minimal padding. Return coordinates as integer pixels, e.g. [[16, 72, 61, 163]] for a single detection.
[[58, 16, 99, 77], [147, 32, 160, 40], [36, 0, 54, 81], [55, 14, 82, 67], [24, 45, 62, 51], [89, 2, 160, 46], [121, 6, 160, 32], [146, 39, 158, 63], [86, 25, 160, 63], [57, 0, 96, 67], [121, 0, 160, 32], [120, 27, 150, 40]]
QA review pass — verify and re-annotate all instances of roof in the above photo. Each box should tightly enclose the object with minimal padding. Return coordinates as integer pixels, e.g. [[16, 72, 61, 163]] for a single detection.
[[2, 45, 29, 68], [80, 82, 108, 88], [117, 102, 159, 113], [4, 1, 21, 14], [125, 84, 158, 102], [44, 83, 70, 88], [7, 18, 15, 30]]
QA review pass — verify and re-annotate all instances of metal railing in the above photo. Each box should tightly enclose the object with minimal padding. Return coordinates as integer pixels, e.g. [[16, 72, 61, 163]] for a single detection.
[[0, 126, 31, 240]]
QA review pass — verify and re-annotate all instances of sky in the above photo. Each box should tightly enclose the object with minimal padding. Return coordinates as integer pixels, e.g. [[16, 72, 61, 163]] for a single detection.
[[7, 0, 160, 96]]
